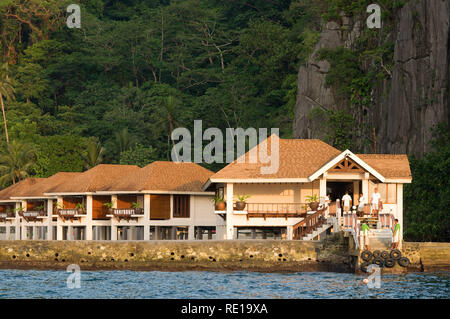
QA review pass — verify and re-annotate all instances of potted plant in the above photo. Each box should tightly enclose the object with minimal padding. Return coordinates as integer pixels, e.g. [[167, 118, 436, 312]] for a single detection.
[[212, 195, 226, 211], [131, 202, 143, 214], [306, 194, 320, 211], [103, 202, 114, 214], [75, 203, 85, 214], [35, 204, 46, 216], [235, 194, 251, 211]]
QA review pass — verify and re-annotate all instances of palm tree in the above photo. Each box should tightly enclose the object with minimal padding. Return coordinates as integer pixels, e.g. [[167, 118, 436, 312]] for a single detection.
[[0, 140, 35, 186], [115, 128, 135, 154], [158, 96, 180, 161], [0, 63, 15, 144], [82, 141, 105, 169]]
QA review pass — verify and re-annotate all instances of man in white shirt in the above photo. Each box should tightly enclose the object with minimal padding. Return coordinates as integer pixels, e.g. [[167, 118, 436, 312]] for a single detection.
[[342, 191, 352, 213], [371, 187, 381, 215], [357, 193, 366, 216]]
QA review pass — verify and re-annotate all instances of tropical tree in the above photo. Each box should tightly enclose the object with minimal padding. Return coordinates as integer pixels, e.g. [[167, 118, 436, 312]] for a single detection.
[[0, 140, 36, 186], [82, 141, 105, 169], [0, 63, 15, 144], [114, 128, 135, 154], [154, 95, 181, 161]]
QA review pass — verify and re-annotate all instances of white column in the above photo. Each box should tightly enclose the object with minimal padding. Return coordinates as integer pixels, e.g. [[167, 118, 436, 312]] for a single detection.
[[320, 175, 327, 217], [46, 199, 53, 240], [188, 225, 195, 240], [397, 183, 403, 249], [144, 194, 150, 240], [33, 226, 39, 240], [15, 202, 21, 240], [111, 225, 117, 240], [68, 225, 73, 240], [226, 183, 234, 240], [362, 173, 369, 198], [287, 226, 293, 240], [85, 195, 93, 240], [5, 225, 10, 240], [130, 226, 136, 240], [57, 225, 63, 240]]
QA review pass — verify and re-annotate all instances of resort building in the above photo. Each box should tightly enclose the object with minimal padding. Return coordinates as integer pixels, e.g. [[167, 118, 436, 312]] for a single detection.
[[10, 172, 81, 240], [44, 164, 140, 241], [0, 178, 43, 240], [96, 161, 216, 240], [203, 134, 412, 246], [0, 135, 412, 247]]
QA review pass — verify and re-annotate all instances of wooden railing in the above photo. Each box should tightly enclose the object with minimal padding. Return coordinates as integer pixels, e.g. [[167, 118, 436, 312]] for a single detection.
[[0, 212, 15, 218], [18, 210, 46, 222], [0, 212, 14, 222], [293, 208, 326, 240], [57, 209, 83, 221], [246, 203, 308, 219], [112, 208, 143, 221]]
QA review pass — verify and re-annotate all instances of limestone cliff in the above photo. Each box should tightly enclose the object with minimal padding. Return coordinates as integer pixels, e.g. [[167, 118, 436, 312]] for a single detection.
[[293, 0, 450, 156]]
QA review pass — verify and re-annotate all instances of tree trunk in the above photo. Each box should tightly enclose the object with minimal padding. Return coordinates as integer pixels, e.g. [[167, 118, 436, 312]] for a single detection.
[[0, 93, 9, 144]]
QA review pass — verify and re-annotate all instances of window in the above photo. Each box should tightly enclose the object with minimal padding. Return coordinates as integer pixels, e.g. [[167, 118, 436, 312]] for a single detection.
[[372, 183, 397, 204], [173, 195, 190, 218]]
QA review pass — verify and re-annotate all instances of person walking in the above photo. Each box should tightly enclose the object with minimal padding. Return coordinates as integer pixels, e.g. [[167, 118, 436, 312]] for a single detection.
[[391, 219, 400, 249], [361, 222, 370, 251], [371, 187, 381, 216], [357, 193, 365, 217], [342, 191, 352, 213]]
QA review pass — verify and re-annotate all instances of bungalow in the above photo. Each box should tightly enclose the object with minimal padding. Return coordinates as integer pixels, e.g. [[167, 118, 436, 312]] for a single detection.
[[0, 178, 43, 240], [96, 161, 216, 240], [10, 172, 81, 240], [44, 164, 140, 240], [203, 134, 412, 247]]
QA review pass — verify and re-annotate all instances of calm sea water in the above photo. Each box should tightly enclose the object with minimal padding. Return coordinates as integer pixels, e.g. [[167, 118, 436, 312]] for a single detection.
[[0, 269, 448, 299]]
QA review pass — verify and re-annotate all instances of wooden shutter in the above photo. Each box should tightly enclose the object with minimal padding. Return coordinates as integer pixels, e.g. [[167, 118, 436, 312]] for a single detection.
[[173, 195, 190, 218], [150, 195, 170, 220]]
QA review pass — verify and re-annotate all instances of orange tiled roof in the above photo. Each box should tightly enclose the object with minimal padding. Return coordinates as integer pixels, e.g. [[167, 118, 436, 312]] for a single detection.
[[100, 161, 214, 192], [45, 164, 140, 194], [14, 172, 81, 198], [356, 154, 412, 179], [210, 135, 411, 180], [210, 135, 341, 179], [0, 178, 45, 201]]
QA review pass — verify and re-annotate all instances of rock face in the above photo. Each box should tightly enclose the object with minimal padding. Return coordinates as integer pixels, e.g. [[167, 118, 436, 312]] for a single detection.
[[294, 0, 450, 156]]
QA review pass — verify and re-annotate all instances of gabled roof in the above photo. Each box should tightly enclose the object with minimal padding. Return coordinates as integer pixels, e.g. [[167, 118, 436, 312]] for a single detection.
[[209, 135, 341, 181], [309, 150, 386, 182], [99, 161, 214, 193], [45, 164, 140, 194], [11, 172, 81, 199], [0, 178, 44, 201], [207, 135, 412, 184], [356, 154, 412, 179]]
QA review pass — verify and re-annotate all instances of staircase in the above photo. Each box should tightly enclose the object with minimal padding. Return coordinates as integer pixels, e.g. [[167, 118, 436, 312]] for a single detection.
[[366, 228, 393, 250], [301, 221, 333, 240]]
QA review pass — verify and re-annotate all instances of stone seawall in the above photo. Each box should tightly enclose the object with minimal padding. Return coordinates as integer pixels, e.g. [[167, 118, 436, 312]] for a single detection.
[[0, 238, 448, 273], [0, 239, 353, 273]]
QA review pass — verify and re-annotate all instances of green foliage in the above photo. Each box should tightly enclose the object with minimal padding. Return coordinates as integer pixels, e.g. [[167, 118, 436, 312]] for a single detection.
[[0, 140, 36, 186], [119, 143, 158, 167], [404, 124, 450, 242], [31, 135, 89, 177]]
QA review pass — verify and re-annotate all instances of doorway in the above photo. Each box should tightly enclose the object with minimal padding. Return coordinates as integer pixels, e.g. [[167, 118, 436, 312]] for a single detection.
[[327, 182, 354, 202]]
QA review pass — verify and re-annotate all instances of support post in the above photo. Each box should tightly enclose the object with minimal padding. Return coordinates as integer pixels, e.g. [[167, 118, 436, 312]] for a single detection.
[[144, 194, 150, 240], [46, 199, 53, 240], [226, 183, 234, 240]]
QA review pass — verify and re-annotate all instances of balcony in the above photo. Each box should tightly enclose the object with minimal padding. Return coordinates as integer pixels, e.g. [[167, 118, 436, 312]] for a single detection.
[[57, 209, 85, 221], [18, 210, 47, 222], [246, 203, 309, 220], [0, 212, 15, 222], [110, 208, 144, 221]]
